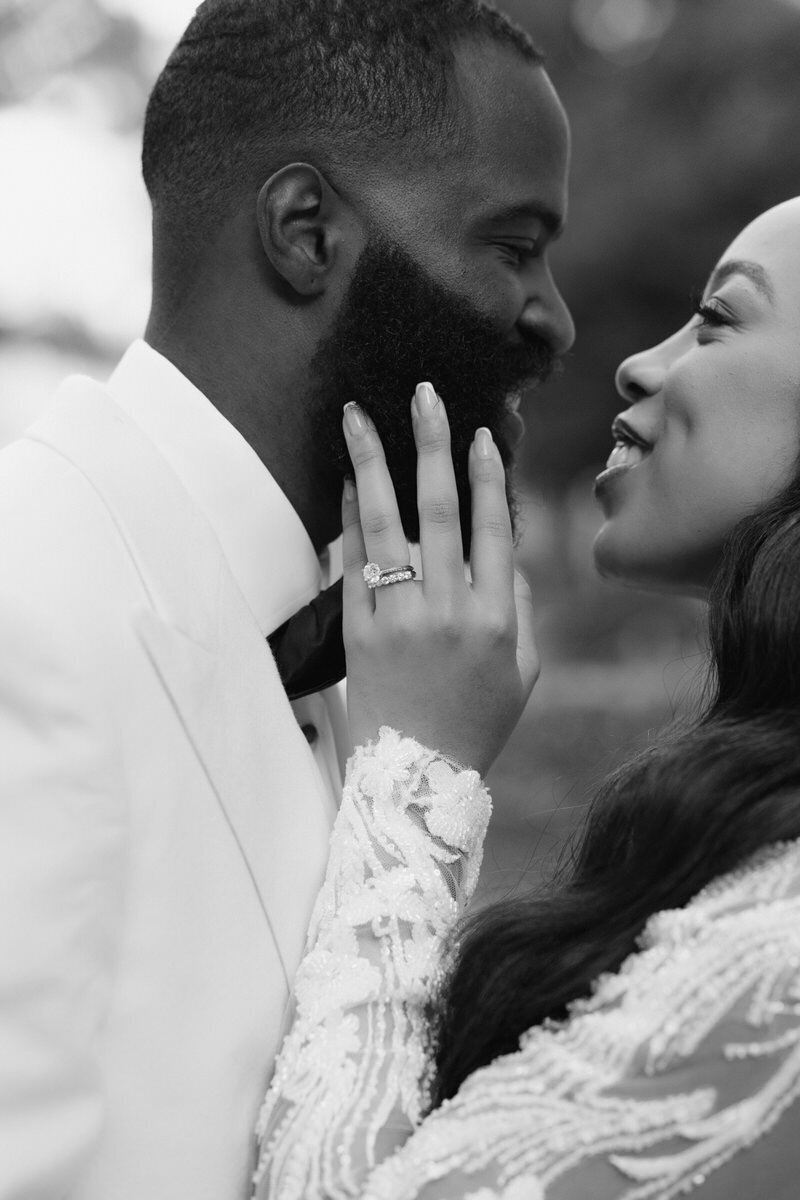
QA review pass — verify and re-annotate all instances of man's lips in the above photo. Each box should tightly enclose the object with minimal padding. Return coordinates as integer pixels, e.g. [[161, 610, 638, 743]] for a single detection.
[[501, 408, 525, 451]]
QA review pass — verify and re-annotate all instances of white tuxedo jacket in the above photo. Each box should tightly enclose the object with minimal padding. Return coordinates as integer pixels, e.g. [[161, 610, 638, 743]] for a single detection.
[[0, 375, 342, 1198]]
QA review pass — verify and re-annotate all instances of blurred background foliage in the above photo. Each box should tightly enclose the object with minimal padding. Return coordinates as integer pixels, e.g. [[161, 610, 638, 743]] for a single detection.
[[512, 0, 800, 492], [2, 0, 800, 898]]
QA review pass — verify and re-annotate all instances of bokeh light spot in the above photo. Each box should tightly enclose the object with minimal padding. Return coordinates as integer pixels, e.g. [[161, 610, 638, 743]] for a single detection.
[[572, 0, 677, 63]]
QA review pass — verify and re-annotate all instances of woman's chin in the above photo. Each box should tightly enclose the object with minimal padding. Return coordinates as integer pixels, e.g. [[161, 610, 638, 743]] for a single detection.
[[592, 527, 690, 596], [591, 531, 645, 590], [592, 524, 635, 581], [592, 528, 712, 599]]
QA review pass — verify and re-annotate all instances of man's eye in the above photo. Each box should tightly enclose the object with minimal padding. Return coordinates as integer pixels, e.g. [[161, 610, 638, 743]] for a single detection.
[[498, 241, 540, 265]]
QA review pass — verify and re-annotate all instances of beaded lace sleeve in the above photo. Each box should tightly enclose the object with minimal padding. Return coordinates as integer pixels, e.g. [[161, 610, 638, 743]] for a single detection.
[[358, 841, 800, 1200], [252, 726, 492, 1200]]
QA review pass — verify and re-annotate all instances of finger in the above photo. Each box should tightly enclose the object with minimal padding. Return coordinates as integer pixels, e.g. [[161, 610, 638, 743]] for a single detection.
[[468, 427, 515, 607], [342, 402, 411, 579], [341, 477, 373, 625], [514, 569, 540, 694], [411, 382, 465, 596]]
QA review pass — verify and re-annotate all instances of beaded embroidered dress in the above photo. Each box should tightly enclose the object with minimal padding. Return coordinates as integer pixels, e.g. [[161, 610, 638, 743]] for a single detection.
[[253, 728, 800, 1200]]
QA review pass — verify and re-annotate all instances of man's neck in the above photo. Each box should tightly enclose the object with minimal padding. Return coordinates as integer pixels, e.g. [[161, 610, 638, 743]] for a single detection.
[[143, 325, 341, 554]]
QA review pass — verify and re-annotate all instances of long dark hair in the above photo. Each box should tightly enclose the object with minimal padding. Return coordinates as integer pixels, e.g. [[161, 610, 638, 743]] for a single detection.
[[430, 474, 800, 1106]]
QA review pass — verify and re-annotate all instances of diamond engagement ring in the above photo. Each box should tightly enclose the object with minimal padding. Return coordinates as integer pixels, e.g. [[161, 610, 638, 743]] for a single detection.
[[362, 561, 417, 589]]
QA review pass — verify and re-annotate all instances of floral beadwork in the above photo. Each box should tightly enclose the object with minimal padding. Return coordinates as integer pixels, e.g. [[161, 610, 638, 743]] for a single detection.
[[252, 727, 800, 1200], [362, 841, 800, 1200], [253, 728, 490, 1200]]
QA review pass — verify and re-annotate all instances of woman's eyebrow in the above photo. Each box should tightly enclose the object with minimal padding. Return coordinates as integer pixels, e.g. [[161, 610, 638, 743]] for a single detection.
[[706, 259, 775, 303]]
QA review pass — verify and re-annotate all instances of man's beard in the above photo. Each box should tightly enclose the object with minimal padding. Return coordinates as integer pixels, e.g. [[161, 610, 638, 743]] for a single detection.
[[310, 236, 557, 553]]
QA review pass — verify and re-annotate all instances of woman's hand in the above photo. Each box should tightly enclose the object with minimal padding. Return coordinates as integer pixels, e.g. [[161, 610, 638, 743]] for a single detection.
[[342, 382, 539, 776]]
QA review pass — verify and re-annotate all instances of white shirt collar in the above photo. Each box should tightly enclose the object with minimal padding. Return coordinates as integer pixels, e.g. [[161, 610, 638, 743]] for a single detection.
[[107, 339, 322, 637]]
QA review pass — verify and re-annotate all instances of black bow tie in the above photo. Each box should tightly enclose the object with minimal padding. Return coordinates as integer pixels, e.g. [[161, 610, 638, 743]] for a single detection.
[[267, 577, 346, 701]]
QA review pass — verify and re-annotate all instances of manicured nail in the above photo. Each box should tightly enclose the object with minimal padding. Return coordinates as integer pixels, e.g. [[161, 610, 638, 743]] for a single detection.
[[343, 401, 368, 437], [343, 478, 356, 501], [475, 427, 494, 459], [414, 381, 440, 418]]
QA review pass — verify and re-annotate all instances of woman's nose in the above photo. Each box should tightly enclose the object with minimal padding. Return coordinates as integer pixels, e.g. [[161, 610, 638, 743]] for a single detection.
[[615, 344, 669, 404]]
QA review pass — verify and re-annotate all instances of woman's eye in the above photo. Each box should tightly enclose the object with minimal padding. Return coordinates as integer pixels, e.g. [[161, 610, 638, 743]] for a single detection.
[[694, 301, 728, 327], [690, 290, 734, 333]]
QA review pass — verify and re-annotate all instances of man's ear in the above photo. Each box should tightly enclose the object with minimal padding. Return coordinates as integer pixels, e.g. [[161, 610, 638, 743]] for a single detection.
[[256, 163, 344, 297]]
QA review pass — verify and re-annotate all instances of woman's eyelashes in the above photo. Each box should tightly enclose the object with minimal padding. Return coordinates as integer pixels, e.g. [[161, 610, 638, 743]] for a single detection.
[[690, 288, 737, 338]]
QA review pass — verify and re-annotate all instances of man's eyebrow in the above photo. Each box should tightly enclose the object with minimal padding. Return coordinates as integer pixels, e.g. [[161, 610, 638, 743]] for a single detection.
[[486, 200, 564, 238], [707, 259, 775, 303]]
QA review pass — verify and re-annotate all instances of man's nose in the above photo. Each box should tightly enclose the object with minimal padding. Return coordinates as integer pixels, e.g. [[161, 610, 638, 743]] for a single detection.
[[520, 276, 575, 356]]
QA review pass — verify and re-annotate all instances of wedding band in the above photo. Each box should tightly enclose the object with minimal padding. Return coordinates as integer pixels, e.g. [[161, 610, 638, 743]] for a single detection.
[[362, 561, 417, 589]]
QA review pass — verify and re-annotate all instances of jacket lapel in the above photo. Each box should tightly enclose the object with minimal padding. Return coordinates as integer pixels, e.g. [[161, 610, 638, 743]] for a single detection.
[[28, 379, 334, 982]]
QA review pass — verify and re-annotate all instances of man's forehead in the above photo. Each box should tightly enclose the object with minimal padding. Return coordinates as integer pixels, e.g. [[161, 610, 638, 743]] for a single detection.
[[448, 40, 570, 219], [359, 41, 568, 239], [452, 37, 565, 133]]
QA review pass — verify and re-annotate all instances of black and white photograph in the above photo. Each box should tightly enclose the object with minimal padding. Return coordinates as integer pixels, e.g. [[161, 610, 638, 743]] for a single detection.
[[2, 2, 800, 1197]]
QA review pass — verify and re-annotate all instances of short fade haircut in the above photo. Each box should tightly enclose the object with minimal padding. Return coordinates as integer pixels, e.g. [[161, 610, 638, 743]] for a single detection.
[[142, 0, 542, 251]]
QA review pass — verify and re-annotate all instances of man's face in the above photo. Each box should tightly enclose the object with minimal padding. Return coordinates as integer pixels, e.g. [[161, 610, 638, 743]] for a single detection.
[[311, 47, 574, 551], [310, 234, 558, 547]]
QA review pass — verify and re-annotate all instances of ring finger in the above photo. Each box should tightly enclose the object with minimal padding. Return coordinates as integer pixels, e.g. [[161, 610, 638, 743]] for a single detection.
[[342, 401, 413, 595]]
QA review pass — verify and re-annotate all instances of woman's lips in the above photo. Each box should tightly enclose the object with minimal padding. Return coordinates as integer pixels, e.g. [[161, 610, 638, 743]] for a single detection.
[[604, 440, 647, 471], [595, 413, 653, 489], [594, 434, 652, 499]]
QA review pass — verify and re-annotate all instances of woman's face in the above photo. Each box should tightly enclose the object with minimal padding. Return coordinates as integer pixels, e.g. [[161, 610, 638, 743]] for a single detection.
[[593, 197, 800, 596]]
